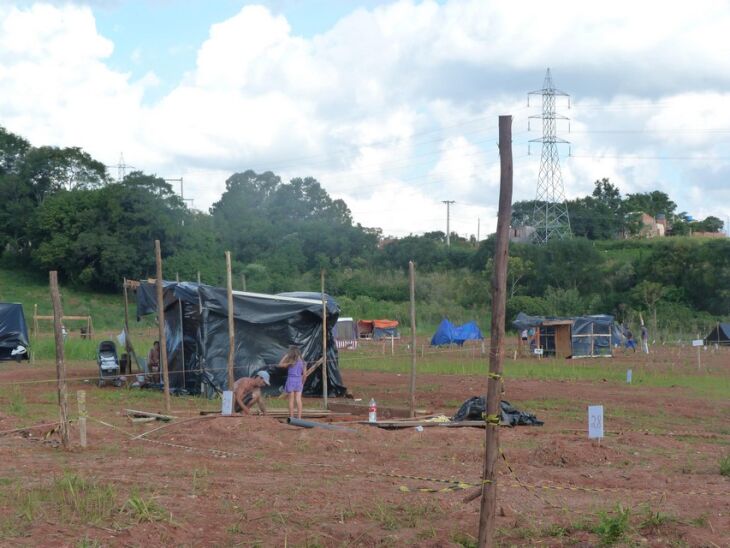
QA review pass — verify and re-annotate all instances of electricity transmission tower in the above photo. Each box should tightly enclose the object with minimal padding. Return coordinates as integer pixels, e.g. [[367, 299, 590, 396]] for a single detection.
[[442, 200, 455, 246], [528, 68, 572, 243]]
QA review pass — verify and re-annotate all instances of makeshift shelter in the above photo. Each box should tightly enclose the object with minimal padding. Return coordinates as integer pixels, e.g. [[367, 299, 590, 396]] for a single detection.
[[513, 312, 618, 358], [333, 317, 358, 349], [704, 323, 730, 346], [0, 303, 29, 361], [357, 319, 400, 340], [136, 282, 346, 396], [431, 319, 484, 346]]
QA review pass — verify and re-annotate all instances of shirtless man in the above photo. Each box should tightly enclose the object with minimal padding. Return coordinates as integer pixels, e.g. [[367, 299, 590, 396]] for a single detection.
[[232, 371, 270, 415]]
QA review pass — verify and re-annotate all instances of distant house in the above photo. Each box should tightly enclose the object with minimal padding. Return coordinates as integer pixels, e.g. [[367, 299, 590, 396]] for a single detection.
[[509, 225, 535, 243], [638, 213, 666, 238]]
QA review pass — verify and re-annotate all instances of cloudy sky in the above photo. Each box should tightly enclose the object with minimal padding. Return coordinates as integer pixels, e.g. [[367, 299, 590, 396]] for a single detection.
[[1, 0, 729, 237]]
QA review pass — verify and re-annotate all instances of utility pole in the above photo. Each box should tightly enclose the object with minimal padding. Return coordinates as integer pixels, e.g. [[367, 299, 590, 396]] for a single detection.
[[528, 68, 572, 243], [477, 217, 481, 243], [442, 200, 455, 246]]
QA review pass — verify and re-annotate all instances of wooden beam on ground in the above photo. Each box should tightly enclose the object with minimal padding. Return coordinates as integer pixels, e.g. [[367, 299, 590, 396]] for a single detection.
[[327, 401, 431, 419], [478, 115, 513, 548], [49, 271, 70, 450], [125, 408, 177, 421], [155, 240, 171, 414]]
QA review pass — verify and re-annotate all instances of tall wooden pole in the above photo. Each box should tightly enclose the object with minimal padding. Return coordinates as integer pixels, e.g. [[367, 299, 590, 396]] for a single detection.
[[321, 270, 328, 409], [123, 278, 132, 374], [477, 115, 513, 547], [408, 260, 417, 418], [225, 251, 235, 390], [241, 273, 247, 292], [175, 273, 186, 390], [155, 240, 171, 413], [49, 271, 70, 450], [197, 271, 201, 285]]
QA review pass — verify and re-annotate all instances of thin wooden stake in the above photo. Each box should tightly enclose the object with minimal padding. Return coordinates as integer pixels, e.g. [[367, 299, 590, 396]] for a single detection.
[[77, 390, 87, 448], [321, 270, 328, 409], [123, 277, 133, 374], [225, 251, 235, 390], [197, 271, 201, 285], [154, 240, 171, 413], [478, 115, 513, 548], [49, 271, 70, 450], [241, 273, 247, 292], [408, 260, 417, 418]]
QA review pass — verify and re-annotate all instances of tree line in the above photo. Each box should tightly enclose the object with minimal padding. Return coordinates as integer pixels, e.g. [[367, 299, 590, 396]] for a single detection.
[[0, 126, 727, 330]]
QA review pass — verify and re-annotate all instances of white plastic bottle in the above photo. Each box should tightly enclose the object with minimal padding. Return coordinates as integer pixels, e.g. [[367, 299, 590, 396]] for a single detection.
[[368, 398, 377, 423]]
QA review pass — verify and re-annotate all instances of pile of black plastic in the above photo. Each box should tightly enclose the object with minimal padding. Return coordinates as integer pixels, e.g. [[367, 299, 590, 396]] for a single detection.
[[452, 396, 543, 426]]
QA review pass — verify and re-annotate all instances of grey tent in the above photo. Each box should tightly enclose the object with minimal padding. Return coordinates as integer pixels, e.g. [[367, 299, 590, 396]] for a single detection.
[[704, 323, 730, 346], [136, 281, 346, 397], [0, 303, 29, 361]]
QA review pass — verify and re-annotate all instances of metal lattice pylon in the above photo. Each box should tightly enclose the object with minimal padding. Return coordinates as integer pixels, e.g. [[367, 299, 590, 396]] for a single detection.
[[528, 68, 572, 243]]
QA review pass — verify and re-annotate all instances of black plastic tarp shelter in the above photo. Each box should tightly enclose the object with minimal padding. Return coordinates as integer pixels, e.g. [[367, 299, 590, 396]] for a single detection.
[[0, 303, 29, 361], [704, 323, 730, 346], [513, 312, 619, 358], [136, 282, 346, 396]]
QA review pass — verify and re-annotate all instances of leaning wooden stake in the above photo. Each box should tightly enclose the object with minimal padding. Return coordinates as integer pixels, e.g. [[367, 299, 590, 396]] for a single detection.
[[49, 271, 70, 450], [225, 251, 235, 390], [478, 115, 513, 548], [77, 390, 87, 448], [409, 260, 417, 418], [123, 277, 133, 374], [155, 240, 171, 413], [321, 270, 328, 409]]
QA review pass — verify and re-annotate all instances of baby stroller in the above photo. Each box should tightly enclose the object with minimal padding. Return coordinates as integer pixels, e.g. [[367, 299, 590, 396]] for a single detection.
[[97, 340, 123, 387]]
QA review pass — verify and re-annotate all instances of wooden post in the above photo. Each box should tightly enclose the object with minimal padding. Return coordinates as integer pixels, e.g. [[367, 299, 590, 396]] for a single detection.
[[390, 335, 395, 355], [241, 273, 247, 292], [478, 115, 513, 548], [77, 390, 87, 448], [155, 240, 171, 414], [175, 273, 186, 390], [49, 271, 70, 450], [197, 271, 201, 285], [408, 260, 417, 418], [321, 270, 328, 409], [123, 278, 132, 374], [697, 332, 702, 370], [33, 303, 38, 339], [225, 251, 235, 390]]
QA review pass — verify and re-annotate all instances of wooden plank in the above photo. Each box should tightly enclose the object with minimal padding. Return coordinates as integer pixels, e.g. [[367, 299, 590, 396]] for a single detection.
[[327, 402, 431, 418], [125, 408, 176, 421]]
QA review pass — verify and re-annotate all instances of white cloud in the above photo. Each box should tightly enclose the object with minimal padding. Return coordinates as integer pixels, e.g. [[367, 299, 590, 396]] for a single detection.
[[1, 1, 730, 235]]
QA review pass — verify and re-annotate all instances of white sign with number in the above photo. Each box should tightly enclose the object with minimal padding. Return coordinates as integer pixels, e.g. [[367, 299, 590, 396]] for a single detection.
[[691, 339, 703, 347], [533, 348, 544, 356], [588, 405, 604, 439], [221, 390, 234, 416]]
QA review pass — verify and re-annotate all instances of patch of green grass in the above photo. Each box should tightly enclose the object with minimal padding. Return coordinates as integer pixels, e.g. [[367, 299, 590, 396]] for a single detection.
[[451, 531, 477, 547], [594, 504, 631, 546], [640, 508, 675, 532], [7, 387, 28, 417], [123, 494, 170, 523], [689, 513, 708, 527], [76, 535, 103, 548], [720, 455, 730, 477]]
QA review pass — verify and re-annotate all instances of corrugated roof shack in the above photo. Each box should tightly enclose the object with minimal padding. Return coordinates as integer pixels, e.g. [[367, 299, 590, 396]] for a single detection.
[[514, 312, 618, 358], [136, 281, 346, 396]]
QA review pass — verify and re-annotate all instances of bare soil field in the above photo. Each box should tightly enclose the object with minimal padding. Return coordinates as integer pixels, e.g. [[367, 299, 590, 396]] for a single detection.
[[0, 345, 728, 547]]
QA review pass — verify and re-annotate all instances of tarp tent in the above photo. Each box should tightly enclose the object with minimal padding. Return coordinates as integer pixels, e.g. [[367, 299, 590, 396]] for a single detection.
[[333, 317, 358, 349], [431, 319, 484, 346], [513, 312, 618, 358], [357, 319, 399, 340], [704, 323, 730, 346], [136, 282, 346, 396], [0, 303, 29, 361]]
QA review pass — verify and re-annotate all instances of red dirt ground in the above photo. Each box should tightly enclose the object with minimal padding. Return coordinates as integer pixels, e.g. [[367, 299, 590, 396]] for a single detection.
[[0, 349, 728, 547]]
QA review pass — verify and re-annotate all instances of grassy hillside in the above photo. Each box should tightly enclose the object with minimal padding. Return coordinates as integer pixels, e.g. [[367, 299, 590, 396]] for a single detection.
[[0, 267, 128, 331]]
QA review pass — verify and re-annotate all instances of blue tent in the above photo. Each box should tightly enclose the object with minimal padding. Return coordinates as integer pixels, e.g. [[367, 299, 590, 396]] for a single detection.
[[431, 319, 484, 346]]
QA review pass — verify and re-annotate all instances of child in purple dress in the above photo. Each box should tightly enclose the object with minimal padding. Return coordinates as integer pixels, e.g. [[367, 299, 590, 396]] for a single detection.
[[278, 346, 310, 419]]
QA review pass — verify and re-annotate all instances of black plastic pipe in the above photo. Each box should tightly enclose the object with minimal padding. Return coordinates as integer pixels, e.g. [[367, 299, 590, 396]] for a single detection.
[[286, 417, 356, 432]]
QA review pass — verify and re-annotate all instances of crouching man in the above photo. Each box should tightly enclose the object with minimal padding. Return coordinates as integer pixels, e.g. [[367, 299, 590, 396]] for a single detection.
[[233, 370, 270, 415]]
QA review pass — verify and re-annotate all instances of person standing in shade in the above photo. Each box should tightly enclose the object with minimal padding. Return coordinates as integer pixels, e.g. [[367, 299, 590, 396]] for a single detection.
[[278, 346, 321, 419], [640, 324, 649, 354]]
